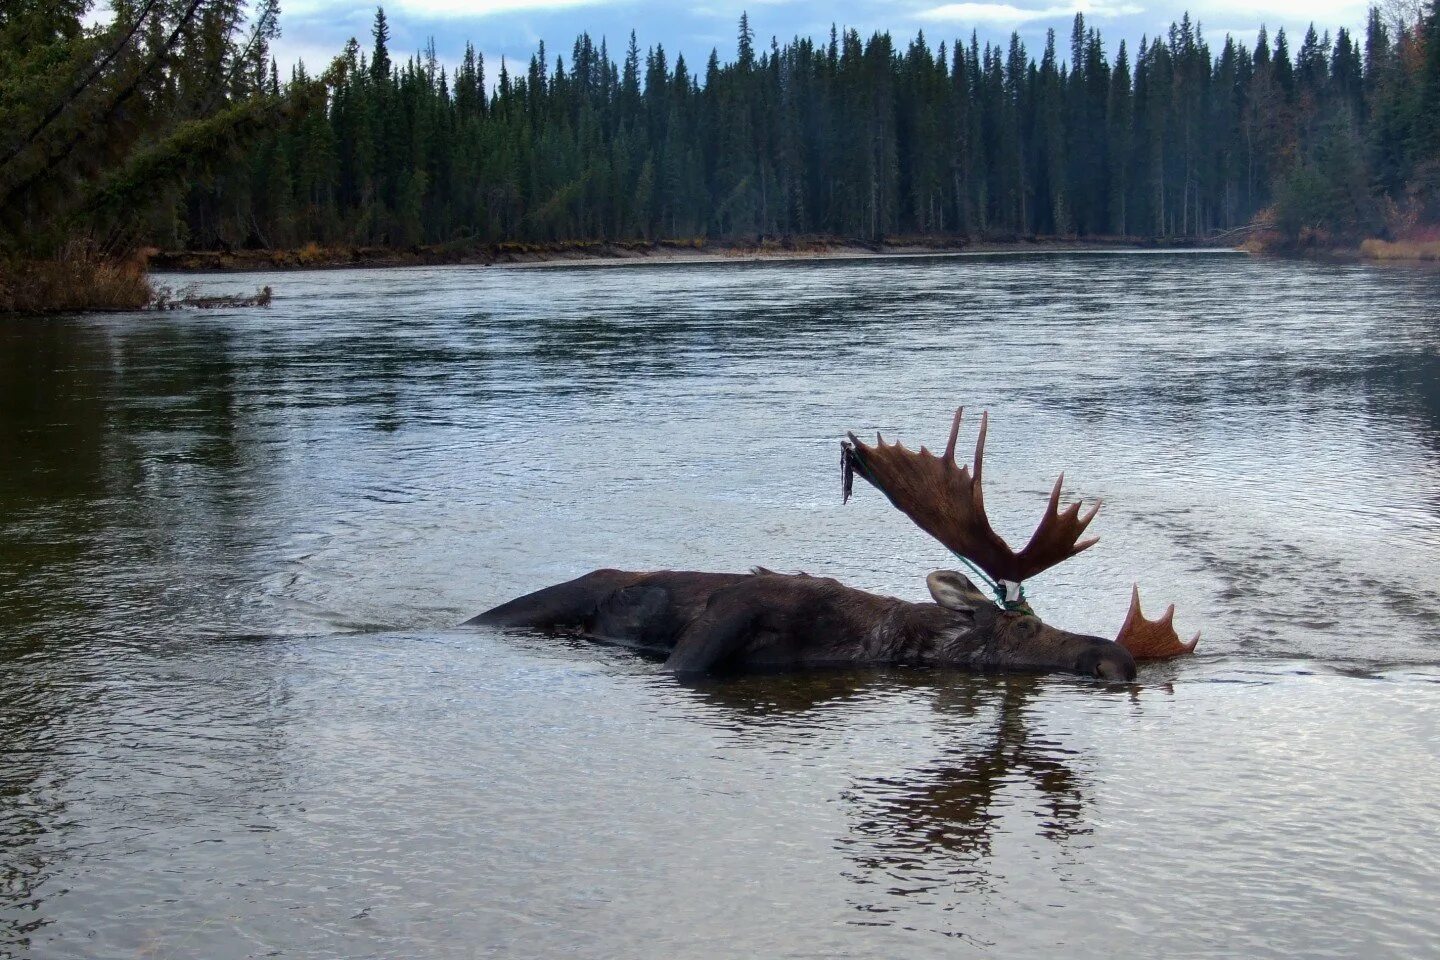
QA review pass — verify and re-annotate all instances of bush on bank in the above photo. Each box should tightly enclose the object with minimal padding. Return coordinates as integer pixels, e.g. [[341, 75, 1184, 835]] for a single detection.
[[0, 252, 153, 314]]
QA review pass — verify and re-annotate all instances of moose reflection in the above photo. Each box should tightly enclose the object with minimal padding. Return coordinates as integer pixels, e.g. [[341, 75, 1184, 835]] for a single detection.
[[671, 670, 1090, 902], [840, 677, 1089, 902]]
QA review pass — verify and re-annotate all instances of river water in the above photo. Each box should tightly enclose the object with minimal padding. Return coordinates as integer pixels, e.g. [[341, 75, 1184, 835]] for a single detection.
[[2, 251, 1438, 959]]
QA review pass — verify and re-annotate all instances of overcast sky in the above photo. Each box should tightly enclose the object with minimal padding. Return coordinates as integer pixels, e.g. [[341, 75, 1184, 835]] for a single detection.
[[269, 0, 1378, 81]]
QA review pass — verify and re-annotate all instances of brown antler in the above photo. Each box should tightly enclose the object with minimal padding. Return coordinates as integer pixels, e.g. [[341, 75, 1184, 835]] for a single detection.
[[843, 407, 1101, 585], [1116, 585, 1200, 659]]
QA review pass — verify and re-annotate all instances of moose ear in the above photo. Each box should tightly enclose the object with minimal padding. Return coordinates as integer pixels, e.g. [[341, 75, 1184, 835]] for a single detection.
[[926, 570, 991, 612]]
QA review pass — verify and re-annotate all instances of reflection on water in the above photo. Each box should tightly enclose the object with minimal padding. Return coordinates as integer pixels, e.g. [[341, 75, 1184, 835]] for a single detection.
[[841, 678, 1089, 904], [2, 253, 1440, 959]]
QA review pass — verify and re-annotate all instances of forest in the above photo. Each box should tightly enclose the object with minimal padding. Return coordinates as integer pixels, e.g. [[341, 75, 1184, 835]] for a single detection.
[[2, 1, 1439, 299]]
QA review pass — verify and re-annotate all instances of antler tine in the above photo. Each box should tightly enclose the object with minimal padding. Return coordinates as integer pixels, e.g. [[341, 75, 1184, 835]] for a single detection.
[[972, 411, 989, 486], [1045, 473, 1064, 515], [1011, 463, 1103, 573], [943, 406, 964, 463], [969, 411, 991, 529], [1116, 585, 1200, 660], [1071, 499, 1103, 553], [843, 406, 1101, 586]]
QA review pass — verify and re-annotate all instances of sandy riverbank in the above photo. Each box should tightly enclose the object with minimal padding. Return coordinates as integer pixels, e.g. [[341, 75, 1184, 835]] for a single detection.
[[148, 235, 1224, 273]]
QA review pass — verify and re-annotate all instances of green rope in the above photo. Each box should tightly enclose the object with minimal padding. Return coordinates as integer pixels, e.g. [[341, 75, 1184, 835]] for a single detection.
[[949, 552, 1033, 614]]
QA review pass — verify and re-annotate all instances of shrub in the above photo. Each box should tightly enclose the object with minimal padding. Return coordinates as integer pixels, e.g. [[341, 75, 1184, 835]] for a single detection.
[[1359, 238, 1440, 260], [0, 250, 153, 314]]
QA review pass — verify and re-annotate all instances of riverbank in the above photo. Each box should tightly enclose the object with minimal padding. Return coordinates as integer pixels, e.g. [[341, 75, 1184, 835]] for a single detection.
[[3, 238, 1224, 314], [1, 246, 286, 314], [1243, 223, 1440, 264], [0, 255, 154, 313], [29, 232, 1439, 314], [148, 235, 1215, 273], [1242, 239, 1440, 265], [1359, 237, 1440, 261], [0, 256, 275, 314]]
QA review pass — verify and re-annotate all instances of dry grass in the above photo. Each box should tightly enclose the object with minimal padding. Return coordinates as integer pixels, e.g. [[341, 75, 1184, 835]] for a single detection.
[[294, 241, 326, 265], [1, 249, 275, 313], [0, 252, 154, 313], [1359, 238, 1440, 261]]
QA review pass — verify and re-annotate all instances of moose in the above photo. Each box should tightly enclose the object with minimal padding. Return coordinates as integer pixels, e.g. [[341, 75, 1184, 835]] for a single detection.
[[471, 408, 1198, 679]]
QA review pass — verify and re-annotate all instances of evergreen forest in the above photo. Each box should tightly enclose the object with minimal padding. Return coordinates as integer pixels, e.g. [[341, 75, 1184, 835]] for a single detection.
[[3, 1, 1440, 266]]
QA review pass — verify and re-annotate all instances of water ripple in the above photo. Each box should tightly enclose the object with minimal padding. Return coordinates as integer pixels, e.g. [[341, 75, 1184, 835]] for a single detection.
[[2, 253, 1439, 958]]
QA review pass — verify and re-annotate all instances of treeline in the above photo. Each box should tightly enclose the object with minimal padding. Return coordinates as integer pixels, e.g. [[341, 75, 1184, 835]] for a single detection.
[[5, 3, 1440, 259], [188, 5, 1439, 249]]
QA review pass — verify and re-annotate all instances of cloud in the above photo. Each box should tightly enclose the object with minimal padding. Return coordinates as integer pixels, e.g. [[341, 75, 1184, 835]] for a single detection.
[[917, 0, 1144, 25], [1187, 0, 1371, 29], [391, 0, 615, 16]]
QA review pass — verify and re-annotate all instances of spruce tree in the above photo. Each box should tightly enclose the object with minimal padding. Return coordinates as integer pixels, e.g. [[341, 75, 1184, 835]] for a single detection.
[[370, 7, 390, 84], [13, 6, 1439, 261]]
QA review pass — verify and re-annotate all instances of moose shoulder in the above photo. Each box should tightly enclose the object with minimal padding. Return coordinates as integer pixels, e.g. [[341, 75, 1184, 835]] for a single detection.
[[469, 568, 1138, 680]]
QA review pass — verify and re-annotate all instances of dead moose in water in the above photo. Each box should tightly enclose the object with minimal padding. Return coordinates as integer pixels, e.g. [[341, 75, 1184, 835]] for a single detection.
[[472, 408, 1198, 679]]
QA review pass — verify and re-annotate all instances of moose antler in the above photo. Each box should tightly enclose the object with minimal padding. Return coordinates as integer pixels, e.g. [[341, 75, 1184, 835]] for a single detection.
[[842, 407, 1100, 585], [1115, 585, 1200, 659]]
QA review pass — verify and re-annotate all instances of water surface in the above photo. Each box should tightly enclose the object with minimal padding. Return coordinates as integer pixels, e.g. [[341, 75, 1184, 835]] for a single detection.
[[2, 251, 1439, 958]]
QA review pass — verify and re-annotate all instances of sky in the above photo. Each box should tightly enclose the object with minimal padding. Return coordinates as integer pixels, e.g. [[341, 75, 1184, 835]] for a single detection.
[[269, 0, 1380, 81]]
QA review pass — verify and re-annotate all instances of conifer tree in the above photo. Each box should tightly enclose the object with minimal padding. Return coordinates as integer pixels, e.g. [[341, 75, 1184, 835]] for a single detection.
[[13, 5, 1440, 260], [371, 8, 391, 84]]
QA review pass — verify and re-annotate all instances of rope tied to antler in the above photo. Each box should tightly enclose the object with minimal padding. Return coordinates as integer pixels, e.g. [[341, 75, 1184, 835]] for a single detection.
[[842, 406, 1098, 612], [951, 554, 1033, 614], [842, 438, 1026, 612], [842, 405, 1200, 659]]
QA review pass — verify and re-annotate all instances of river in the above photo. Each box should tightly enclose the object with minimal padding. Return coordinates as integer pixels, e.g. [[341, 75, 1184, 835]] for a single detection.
[[2, 251, 1438, 958]]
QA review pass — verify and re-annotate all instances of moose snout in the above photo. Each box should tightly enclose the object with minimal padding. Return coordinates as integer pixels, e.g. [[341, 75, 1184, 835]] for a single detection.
[[1076, 643, 1137, 682]]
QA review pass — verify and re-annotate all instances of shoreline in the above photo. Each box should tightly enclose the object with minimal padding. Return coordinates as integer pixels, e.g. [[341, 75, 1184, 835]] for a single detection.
[[10, 235, 1433, 315], [500, 242, 1252, 271], [147, 236, 1237, 274]]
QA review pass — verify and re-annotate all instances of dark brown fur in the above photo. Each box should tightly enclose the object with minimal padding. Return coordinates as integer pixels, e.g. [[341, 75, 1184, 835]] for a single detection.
[[469, 568, 1135, 680]]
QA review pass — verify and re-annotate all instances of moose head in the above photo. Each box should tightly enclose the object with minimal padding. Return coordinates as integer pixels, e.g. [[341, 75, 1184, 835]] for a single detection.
[[843, 406, 1199, 665]]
